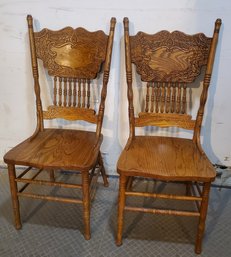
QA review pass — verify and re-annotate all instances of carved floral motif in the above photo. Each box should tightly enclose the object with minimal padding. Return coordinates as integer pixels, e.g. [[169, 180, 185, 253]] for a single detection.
[[34, 27, 108, 78], [130, 31, 212, 82]]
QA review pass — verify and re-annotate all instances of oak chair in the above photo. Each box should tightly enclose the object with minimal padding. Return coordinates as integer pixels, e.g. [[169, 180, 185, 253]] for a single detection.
[[4, 15, 116, 240], [117, 17, 221, 254]]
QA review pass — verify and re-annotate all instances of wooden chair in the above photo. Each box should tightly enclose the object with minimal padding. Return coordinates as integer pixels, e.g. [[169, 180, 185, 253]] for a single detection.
[[4, 15, 116, 240], [117, 17, 221, 254]]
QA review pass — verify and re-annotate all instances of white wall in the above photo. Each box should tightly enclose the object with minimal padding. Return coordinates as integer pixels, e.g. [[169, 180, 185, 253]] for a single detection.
[[0, 0, 231, 174]]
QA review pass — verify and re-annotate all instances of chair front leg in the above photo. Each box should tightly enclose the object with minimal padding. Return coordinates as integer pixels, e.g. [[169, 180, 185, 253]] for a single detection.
[[116, 174, 127, 246], [195, 182, 211, 254], [8, 164, 21, 229], [82, 171, 91, 240]]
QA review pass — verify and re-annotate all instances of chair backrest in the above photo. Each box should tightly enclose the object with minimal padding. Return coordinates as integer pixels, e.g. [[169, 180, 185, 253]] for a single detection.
[[27, 15, 116, 139], [123, 17, 221, 143]]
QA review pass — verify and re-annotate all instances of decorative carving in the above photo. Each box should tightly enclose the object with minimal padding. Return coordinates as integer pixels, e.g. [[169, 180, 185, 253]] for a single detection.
[[34, 27, 108, 78], [135, 112, 195, 130], [43, 105, 97, 123], [130, 31, 211, 82]]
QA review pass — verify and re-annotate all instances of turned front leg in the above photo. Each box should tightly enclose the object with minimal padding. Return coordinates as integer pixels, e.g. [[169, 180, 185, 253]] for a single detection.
[[82, 171, 91, 240], [116, 174, 127, 246], [8, 164, 21, 229], [195, 182, 211, 254]]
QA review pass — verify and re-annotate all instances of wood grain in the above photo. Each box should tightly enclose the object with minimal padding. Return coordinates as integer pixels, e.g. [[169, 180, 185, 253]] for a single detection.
[[34, 27, 108, 79], [4, 129, 102, 171], [117, 136, 216, 182], [43, 106, 97, 123], [130, 30, 211, 83], [135, 112, 195, 129]]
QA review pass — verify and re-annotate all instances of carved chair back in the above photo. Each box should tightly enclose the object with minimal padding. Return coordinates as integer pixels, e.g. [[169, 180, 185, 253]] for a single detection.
[[27, 15, 116, 138], [123, 17, 221, 142]]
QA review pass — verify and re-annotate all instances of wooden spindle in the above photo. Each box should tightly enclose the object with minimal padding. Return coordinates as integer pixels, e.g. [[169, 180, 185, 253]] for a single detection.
[[176, 83, 182, 113], [153, 82, 157, 113], [87, 79, 91, 108], [78, 79, 81, 108], [68, 78, 72, 107], [166, 82, 171, 113], [58, 77, 62, 106], [160, 83, 165, 113], [82, 79, 86, 108], [182, 83, 187, 114], [156, 82, 161, 113], [150, 82, 155, 113], [53, 76, 57, 106], [63, 78, 67, 107], [171, 83, 176, 113], [145, 82, 150, 112], [73, 78, 77, 107]]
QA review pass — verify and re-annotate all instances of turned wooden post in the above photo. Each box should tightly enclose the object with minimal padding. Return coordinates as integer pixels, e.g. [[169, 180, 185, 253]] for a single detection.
[[8, 164, 21, 230], [116, 174, 127, 246]]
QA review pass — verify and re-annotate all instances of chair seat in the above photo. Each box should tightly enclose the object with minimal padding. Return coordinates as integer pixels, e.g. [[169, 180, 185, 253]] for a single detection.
[[117, 136, 216, 182], [4, 129, 102, 171]]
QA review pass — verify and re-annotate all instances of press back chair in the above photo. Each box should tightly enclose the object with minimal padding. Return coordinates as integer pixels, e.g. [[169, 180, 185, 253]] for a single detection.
[[117, 17, 221, 253], [4, 15, 116, 240]]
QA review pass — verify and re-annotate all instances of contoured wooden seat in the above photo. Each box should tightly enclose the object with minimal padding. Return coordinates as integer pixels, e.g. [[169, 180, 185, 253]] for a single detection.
[[4, 15, 116, 240], [117, 17, 221, 254]]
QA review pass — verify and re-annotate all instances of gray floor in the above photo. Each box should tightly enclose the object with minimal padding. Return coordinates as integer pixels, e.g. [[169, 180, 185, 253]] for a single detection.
[[0, 168, 231, 257]]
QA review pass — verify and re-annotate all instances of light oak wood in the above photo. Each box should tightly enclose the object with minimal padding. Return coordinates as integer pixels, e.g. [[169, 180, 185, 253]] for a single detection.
[[4, 15, 116, 240], [118, 136, 215, 181], [135, 112, 195, 129], [117, 17, 221, 254], [43, 106, 97, 123]]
